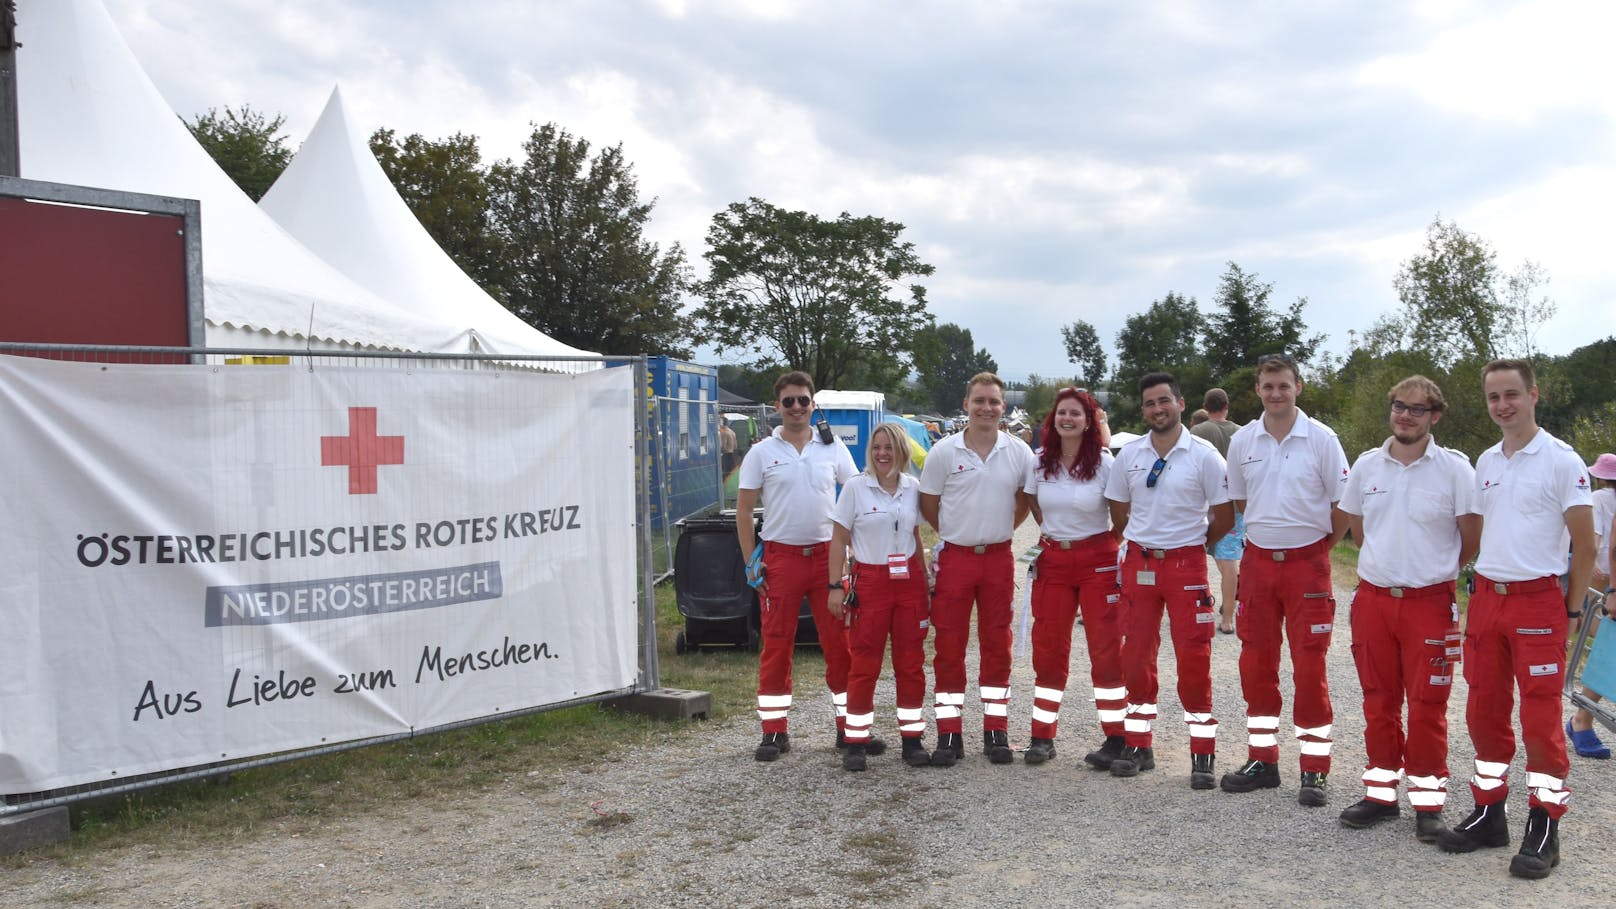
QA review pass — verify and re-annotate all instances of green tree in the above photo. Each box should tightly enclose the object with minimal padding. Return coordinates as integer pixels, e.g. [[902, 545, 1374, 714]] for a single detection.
[[694, 197, 936, 393], [911, 322, 997, 414], [1201, 262, 1324, 381], [1061, 320, 1107, 388], [1393, 217, 1512, 369], [188, 105, 293, 201], [1111, 291, 1209, 421], [488, 123, 692, 357], [369, 128, 508, 300]]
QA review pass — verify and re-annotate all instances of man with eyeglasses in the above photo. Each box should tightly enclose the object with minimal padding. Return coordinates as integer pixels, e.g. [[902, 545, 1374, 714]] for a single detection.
[[1336, 375, 1479, 843], [1436, 359, 1594, 880], [919, 371, 1035, 766], [736, 371, 863, 762], [1221, 352, 1350, 806], [1103, 372, 1234, 786]]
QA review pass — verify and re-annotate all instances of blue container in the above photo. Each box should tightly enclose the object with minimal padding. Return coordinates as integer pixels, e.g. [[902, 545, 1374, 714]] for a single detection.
[[813, 390, 886, 470], [646, 356, 721, 529]]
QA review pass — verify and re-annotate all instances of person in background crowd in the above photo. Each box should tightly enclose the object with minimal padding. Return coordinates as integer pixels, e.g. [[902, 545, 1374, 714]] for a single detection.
[[1437, 359, 1594, 880], [1190, 409, 1210, 427], [1221, 354, 1350, 807], [719, 419, 738, 477], [919, 373, 1035, 766], [1021, 387, 1124, 767], [827, 423, 932, 770], [1104, 372, 1234, 787], [1191, 388, 1244, 635], [736, 372, 871, 762], [1566, 452, 1616, 759], [1336, 375, 1479, 843]]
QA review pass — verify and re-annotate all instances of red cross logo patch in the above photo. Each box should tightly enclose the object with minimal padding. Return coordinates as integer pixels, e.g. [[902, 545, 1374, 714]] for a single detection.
[[321, 407, 405, 495]]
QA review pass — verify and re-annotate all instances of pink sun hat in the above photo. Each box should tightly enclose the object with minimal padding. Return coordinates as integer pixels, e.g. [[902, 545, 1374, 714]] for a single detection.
[[1590, 452, 1616, 481]]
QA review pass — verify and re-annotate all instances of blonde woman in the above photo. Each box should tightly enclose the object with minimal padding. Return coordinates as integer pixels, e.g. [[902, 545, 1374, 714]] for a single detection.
[[829, 423, 933, 770]]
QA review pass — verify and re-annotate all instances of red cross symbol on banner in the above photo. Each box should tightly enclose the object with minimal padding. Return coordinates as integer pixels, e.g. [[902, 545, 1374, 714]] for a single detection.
[[321, 407, 405, 495]]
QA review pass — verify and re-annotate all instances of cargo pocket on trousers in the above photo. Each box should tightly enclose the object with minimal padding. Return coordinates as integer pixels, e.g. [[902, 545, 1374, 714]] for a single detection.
[[1298, 592, 1336, 653]]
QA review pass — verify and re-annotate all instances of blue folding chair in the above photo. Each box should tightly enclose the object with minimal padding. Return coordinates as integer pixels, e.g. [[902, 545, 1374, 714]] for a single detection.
[[1566, 589, 1616, 735]]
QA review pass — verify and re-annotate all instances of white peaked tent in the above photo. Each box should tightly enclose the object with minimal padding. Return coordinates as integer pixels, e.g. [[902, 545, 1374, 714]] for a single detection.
[[15, 0, 467, 352], [261, 88, 597, 358]]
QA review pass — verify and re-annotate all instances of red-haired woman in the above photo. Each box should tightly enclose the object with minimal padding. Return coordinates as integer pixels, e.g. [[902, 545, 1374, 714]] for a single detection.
[[1021, 387, 1126, 767]]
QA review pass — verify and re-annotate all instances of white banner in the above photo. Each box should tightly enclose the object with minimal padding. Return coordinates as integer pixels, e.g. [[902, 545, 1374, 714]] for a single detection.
[[0, 355, 638, 793]]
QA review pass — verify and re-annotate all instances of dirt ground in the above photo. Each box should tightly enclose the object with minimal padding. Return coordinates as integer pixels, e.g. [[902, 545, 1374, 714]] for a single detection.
[[5, 526, 1615, 908]]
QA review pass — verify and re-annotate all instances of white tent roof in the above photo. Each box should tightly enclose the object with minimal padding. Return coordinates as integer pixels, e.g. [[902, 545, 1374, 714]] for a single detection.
[[260, 88, 597, 359], [15, 0, 471, 352]]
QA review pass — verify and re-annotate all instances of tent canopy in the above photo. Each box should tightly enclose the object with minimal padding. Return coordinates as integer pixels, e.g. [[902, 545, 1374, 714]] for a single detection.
[[15, 0, 513, 354], [260, 87, 596, 359]]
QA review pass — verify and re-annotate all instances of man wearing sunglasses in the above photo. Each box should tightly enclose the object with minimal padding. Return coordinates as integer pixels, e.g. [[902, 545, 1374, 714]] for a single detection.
[[1103, 372, 1235, 786], [736, 371, 861, 762], [1336, 375, 1479, 843], [919, 372, 1036, 766], [1221, 352, 1350, 806]]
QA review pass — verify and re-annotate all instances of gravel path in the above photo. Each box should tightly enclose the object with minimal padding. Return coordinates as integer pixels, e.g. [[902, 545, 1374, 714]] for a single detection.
[[7, 521, 1615, 908]]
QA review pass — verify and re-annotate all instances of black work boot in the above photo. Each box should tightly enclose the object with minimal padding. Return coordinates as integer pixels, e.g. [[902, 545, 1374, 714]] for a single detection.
[[1340, 798, 1400, 829], [1024, 737, 1056, 765], [1298, 771, 1328, 807], [835, 730, 888, 756], [1508, 807, 1561, 879], [754, 732, 791, 762], [931, 733, 963, 768], [1437, 802, 1510, 853], [983, 729, 1014, 764], [842, 743, 867, 772], [1084, 735, 1126, 770], [1415, 811, 1448, 843], [901, 737, 932, 767], [1190, 753, 1216, 790], [1110, 745, 1155, 777], [1221, 759, 1281, 792]]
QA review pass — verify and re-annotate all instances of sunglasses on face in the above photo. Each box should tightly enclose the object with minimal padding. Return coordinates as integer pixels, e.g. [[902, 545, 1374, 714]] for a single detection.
[[1146, 457, 1167, 489], [779, 396, 812, 408], [1390, 400, 1434, 417]]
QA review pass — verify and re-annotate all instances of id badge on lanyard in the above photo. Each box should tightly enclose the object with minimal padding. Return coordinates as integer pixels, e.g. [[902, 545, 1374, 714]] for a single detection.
[[886, 512, 909, 578]]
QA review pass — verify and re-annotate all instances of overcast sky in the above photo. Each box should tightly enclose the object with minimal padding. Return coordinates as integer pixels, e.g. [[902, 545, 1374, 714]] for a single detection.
[[97, 0, 1616, 381]]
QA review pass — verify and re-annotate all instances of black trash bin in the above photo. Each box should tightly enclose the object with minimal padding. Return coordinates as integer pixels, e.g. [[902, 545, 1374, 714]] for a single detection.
[[672, 511, 820, 653]]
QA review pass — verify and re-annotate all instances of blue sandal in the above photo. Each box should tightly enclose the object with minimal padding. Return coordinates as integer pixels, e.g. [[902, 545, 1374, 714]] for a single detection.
[[1567, 718, 1611, 759]]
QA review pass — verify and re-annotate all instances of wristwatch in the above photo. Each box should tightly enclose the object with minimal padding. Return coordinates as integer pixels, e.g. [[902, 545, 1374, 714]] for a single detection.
[[828, 582, 843, 590]]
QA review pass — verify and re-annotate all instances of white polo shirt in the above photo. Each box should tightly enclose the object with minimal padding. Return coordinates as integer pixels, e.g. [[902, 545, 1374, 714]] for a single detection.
[[919, 430, 1035, 546], [1474, 429, 1594, 582], [1593, 486, 1614, 577], [833, 473, 921, 564], [1104, 429, 1229, 550], [1339, 437, 1477, 588], [1024, 450, 1114, 540], [737, 427, 858, 546], [1226, 409, 1350, 549]]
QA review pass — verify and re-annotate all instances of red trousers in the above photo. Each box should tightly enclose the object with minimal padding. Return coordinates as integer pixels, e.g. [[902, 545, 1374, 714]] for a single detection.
[[931, 542, 1014, 736], [1237, 539, 1335, 771], [755, 541, 853, 735], [843, 555, 930, 743], [1030, 535, 1123, 741], [1349, 582, 1459, 809], [1463, 576, 1571, 818], [1119, 544, 1217, 753]]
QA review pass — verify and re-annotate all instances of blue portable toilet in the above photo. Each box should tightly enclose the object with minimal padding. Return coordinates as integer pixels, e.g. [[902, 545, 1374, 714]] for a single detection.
[[813, 390, 886, 470], [646, 356, 721, 529]]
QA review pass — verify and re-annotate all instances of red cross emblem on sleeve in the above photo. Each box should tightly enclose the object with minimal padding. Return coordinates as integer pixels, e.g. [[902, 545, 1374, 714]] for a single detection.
[[321, 407, 405, 495]]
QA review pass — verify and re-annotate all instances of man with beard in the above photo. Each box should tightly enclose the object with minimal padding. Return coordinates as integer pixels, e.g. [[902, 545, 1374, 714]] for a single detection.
[[1104, 372, 1234, 787], [1337, 375, 1479, 843]]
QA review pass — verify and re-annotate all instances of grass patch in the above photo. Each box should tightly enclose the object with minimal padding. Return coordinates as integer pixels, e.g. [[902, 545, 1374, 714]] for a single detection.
[[3, 582, 764, 866]]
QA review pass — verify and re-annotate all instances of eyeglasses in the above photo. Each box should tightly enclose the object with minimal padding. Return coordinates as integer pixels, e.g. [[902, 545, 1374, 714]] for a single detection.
[[1146, 457, 1167, 489], [778, 396, 813, 408], [1391, 400, 1434, 417]]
